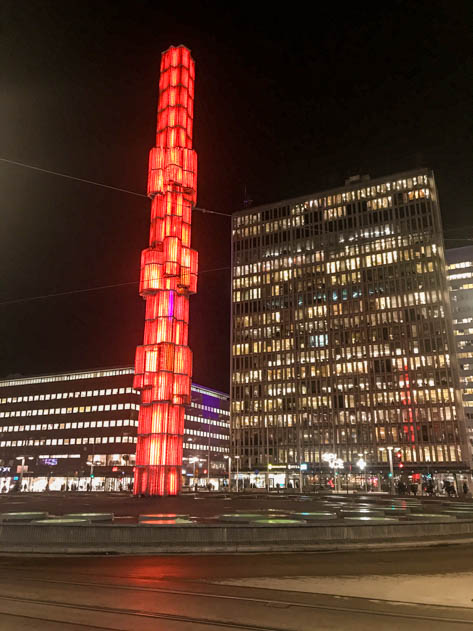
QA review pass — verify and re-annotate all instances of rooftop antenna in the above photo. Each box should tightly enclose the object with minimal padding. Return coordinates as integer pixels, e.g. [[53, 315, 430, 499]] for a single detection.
[[243, 185, 253, 209]]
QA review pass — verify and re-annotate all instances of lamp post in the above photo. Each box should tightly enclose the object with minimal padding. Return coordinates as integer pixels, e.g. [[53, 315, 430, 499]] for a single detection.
[[299, 463, 306, 494], [190, 457, 198, 488], [322, 452, 344, 492], [235, 455, 240, 493], [224, 455, 231, 491], [86, 460, 95, 490], [357, 456, 367, 492], [207, 420, 211, 488], [387, 447, 394, 494], [16, 456, 25, 491]]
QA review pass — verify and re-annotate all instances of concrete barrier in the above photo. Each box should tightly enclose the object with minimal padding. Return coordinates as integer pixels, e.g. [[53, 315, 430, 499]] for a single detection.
[[2, 517, 473, 553]]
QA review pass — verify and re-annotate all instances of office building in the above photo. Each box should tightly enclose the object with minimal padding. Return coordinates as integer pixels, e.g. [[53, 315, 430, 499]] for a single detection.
[[231, 169, 470, 488], [0, 367, 229, 492], [446, 245, 473, 450]]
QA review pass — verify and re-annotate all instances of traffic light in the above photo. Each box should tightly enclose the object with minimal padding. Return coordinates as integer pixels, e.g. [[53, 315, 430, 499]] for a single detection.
[[90, 473, 95, 478], [395, 451, 404, 468]]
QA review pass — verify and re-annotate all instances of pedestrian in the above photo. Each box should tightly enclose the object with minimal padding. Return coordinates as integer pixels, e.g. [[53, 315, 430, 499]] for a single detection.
[[463, 482, 469, 496], [1, 484, 7, 493], [410, 483, 418, 496]]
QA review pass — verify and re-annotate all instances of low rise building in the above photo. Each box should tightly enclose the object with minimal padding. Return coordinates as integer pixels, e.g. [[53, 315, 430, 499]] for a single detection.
[[0, 367, 229, 492]]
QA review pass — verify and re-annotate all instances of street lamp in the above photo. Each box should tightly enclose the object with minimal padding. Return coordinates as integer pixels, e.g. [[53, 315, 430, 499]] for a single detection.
[[189, 457, 198, 487], [356, 457, 366, 471], [357, 456, 367, 492], [15, 456, 25, 490], [386, 447, 394, 493], [322, 452, 344, 492], [299, 462, 308, 494], [224, 455, 231, 491], [235, 455, 240, 493], [189, 457, 205, 490], [207, 420, 211, 487], [86, 460, 95, 490]]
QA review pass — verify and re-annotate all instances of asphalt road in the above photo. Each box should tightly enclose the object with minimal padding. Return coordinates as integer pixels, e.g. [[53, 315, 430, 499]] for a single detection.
[[0, 546, 472, 630]]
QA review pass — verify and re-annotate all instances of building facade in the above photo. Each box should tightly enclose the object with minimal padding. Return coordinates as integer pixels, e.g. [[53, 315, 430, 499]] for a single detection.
[[231, 169, 470, 489], [0, 367, 229, 492], [446, 245, 473, 451]]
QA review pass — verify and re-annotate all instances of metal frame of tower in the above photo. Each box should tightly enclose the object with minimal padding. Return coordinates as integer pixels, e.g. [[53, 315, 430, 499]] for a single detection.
[[133, 45, 198, 496]]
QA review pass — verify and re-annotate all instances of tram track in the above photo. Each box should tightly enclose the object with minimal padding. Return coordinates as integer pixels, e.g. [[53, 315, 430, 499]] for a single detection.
[[0, 593, 288, 631], [0, 577, 472, 628], [2, 571, 473, 615]]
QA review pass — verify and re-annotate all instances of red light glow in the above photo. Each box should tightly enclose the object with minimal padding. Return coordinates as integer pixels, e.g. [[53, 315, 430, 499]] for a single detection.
[[134, 45, 198, 496]]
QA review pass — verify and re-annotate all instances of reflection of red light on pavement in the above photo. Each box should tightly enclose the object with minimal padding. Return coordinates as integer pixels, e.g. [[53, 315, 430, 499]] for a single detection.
[[133, 46, 198, 496]]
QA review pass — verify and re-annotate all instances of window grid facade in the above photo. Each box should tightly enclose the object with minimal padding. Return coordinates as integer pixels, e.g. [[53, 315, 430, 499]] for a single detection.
[[231, 169, 469, 473], [446, 246, 473, 450], [0, 368, 229, 490]]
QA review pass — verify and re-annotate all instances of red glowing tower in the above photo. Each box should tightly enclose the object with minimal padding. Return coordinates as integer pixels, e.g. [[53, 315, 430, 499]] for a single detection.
[[133, 45, 198, 496]]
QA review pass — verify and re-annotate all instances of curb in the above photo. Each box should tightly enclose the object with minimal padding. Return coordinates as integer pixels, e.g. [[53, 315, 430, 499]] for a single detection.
[[2, 536, 473, 556]]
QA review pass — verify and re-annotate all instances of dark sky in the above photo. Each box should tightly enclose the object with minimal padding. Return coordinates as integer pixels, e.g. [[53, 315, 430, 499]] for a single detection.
[[0, 1, 472, 392]]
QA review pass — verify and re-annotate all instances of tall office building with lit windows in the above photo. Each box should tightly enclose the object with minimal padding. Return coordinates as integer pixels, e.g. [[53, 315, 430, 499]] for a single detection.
[[231, 169, 470, 486], [446, 245, 473, 450]]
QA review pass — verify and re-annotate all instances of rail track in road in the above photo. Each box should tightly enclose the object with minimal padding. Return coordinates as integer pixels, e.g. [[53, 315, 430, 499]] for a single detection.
[[0, 574, 472, 630]]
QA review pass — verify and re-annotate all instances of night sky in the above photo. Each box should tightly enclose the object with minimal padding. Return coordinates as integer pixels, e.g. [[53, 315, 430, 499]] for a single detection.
[[1, 1, 471, 392]]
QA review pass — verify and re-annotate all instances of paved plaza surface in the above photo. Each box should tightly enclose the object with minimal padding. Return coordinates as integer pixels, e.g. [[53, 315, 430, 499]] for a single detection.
[[0, 491, 471, 522], [0, 546, 473, 630]]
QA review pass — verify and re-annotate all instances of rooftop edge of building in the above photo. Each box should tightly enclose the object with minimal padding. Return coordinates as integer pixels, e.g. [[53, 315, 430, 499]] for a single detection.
[[0, 367, 229, 400], [232, 167, 434, 217], [445, 245, 473, 262]]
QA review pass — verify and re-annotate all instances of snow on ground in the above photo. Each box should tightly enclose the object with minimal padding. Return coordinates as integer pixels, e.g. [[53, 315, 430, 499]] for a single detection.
[[218, 573, 473, 608]]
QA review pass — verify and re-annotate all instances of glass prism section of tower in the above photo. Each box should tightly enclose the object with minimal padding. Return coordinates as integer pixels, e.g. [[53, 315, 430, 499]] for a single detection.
[[134, 45, 198, 496]]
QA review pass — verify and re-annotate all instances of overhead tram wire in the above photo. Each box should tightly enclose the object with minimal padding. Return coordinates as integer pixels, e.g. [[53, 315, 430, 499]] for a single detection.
[[0, 157, 232, 308], [3, 157, 472, 226], [0, 266, 231, 307], [2, 158, 472, 300], [0, 157, 232, 218]]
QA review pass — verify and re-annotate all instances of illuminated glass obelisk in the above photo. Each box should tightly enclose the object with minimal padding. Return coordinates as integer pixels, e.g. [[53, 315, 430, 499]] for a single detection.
[[133, 46, 198, 495]]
